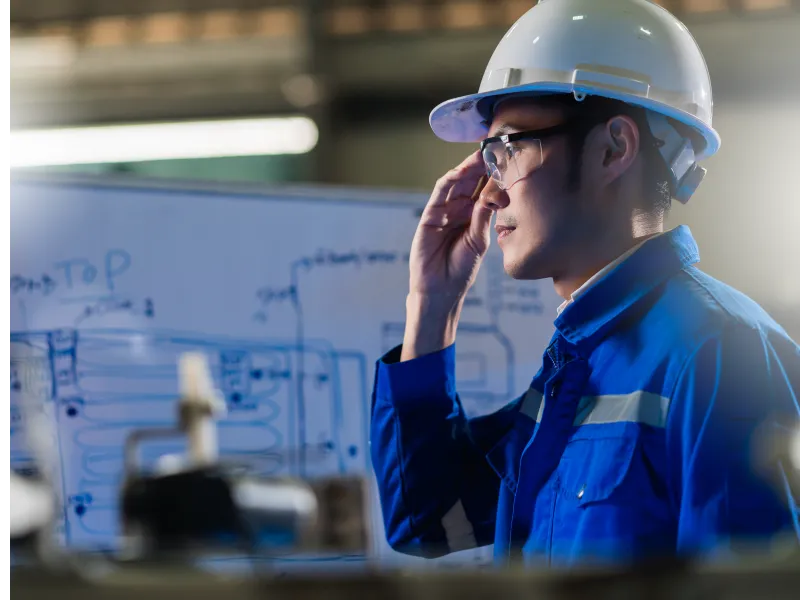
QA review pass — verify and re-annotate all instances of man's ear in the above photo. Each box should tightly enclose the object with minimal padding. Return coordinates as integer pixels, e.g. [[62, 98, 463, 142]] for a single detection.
[[597, 115, 641, 183]]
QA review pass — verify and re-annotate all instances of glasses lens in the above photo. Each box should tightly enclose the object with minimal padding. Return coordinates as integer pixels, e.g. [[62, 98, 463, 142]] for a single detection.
[[482, 138, 544, 190], [482, 140, 508, 188], [481, 144, 498, 181]]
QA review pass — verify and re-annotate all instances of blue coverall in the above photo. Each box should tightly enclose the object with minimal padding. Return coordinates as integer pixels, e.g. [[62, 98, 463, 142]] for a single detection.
[[371, 226, 800, 567]]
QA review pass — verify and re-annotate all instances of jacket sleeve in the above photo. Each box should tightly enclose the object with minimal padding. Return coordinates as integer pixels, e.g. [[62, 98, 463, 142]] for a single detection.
[[666, 323, 800, 557], [370, 343, 520, 558]]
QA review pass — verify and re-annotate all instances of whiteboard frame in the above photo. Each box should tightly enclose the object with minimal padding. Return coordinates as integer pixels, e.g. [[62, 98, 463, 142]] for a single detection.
[[10, 172, 430, 208]]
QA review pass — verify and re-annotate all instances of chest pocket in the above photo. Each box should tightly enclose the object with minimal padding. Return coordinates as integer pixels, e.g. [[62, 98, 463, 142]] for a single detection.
[[558, 434, 638, 505], [545, 427, 675, 563]]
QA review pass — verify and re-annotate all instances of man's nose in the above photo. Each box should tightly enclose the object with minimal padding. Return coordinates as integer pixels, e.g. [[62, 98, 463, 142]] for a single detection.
[[478, 178, 510, 211]]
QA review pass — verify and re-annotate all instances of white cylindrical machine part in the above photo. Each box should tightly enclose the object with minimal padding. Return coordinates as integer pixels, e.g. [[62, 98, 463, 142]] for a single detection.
[[10, 472, 54, 538], [178, 353, 225, 466]]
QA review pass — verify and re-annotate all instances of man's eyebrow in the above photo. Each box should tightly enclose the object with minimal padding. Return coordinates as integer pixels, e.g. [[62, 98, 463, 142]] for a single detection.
[[488, 123, 519, 137]]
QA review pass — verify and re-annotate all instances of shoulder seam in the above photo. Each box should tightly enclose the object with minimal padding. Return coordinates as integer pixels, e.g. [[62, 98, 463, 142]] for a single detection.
[[681, 265, 728, 315], [682, 265, 763, 335], [680, 266, 767, 333]]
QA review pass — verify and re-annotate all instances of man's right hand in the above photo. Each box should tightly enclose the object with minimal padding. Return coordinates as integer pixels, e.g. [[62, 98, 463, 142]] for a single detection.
[[401, 151, 495, 361]]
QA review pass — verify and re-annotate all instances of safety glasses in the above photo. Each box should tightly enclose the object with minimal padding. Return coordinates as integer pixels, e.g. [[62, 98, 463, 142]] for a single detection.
[[480, 120, 592, 190]]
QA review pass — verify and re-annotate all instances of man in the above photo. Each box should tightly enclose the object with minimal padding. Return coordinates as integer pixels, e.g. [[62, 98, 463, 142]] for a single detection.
[[370, 0, 800, 568]]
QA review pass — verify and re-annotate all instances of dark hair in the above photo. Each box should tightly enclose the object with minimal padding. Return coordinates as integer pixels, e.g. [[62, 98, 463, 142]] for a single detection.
[[492, 94, 675, 217]]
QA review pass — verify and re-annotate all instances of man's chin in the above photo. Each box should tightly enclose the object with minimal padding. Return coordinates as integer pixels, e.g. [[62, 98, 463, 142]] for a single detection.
[[502, 251, 550, 281]]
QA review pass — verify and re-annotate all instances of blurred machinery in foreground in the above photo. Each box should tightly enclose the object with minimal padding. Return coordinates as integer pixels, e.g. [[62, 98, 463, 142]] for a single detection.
[[10, 351, 800, 599], [11, 351, 368, 566], [9, 528, 800, 600]]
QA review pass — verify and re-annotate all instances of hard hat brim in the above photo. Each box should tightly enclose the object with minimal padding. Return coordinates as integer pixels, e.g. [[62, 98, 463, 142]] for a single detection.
[[429, 83, 721, 160]]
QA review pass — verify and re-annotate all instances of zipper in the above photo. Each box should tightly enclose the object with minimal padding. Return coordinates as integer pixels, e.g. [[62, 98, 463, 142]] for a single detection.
[[546, 341, 559, 367], [547, 475, 560, 567]]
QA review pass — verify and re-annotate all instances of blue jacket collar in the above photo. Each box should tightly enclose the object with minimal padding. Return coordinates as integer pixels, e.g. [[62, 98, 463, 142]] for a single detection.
[[554, 225, 700, 352]]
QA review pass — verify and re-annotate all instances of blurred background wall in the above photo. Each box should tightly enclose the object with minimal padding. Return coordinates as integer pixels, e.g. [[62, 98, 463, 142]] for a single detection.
[[10, 0, 800, 337]]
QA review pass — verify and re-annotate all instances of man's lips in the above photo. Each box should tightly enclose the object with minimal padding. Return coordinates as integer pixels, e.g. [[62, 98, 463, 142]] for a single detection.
[[495, 224, 516, 241]]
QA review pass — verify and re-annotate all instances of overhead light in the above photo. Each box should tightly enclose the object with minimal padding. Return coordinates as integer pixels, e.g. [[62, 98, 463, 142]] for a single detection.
[[10, 116, 319, 168], [11, 36, 77, 74], [572, 15, 585, 20]]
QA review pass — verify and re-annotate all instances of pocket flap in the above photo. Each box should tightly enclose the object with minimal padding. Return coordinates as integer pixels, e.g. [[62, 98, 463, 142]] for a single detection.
[[558, 435, 637, 506], [485, 416, 537, 493]]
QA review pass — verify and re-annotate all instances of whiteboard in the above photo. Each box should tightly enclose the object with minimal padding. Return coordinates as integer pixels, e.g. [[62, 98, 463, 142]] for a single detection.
[[9, 174, 561, 568]]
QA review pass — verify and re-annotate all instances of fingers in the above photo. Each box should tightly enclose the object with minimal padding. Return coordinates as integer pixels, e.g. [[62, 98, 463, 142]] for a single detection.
[[419, 206, 449, 228], [420, 202, 474, 228], [419, 151, 487, 237], [427, 151, 484, 209], [444, 174, 482, 206], [471, 175, 489, 203], [453, 149, 484, 173], [467, 200, 494, 255]]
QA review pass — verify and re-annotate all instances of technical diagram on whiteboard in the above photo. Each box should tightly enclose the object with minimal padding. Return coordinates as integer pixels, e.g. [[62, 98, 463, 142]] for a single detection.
[[9, 253, 547, 551], [10, 327, 371, 550]]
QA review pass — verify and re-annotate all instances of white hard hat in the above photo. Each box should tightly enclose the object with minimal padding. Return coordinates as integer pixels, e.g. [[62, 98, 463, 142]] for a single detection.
[[430, 0, 720, 173]]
